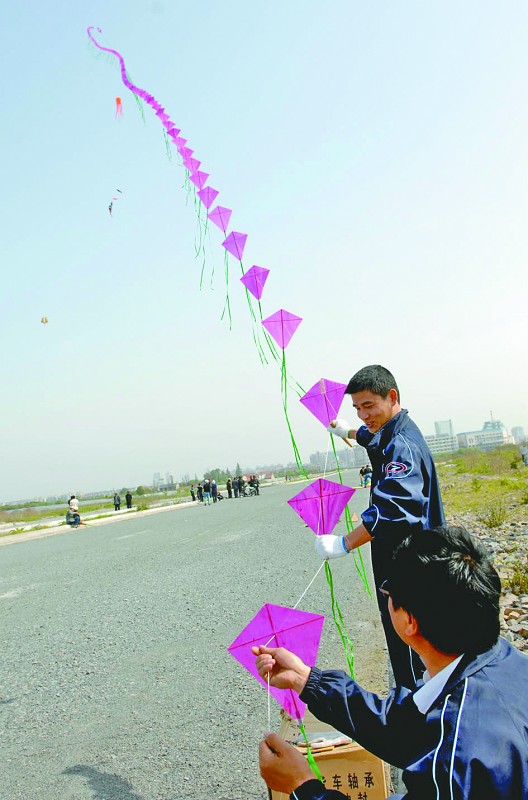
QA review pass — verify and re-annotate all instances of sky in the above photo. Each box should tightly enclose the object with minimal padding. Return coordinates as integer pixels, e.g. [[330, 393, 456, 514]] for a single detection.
[[1, 1, 527, 501]]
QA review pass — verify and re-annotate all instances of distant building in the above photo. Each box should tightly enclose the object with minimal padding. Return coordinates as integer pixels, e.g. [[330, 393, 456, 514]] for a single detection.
[[435, 420, 455, 437], [425, 433, 459, 455], [512, 426, 526, 445], [457, 419, 513, 452], [153, 472, 162, 489], [424, 420, 458, 454], [310, 443, 366, 470]]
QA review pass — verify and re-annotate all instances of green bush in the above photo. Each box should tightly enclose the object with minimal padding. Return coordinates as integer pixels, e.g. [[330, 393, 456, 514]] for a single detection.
[[505, 559, 528, 595], [477, 503, 507, 528]]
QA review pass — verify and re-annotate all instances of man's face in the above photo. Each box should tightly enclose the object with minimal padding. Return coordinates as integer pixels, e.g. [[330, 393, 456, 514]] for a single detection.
[[350, 388, 399, 434]]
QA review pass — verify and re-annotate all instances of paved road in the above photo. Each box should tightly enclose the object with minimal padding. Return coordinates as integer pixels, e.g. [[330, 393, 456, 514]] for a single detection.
[[0, 472, 386, 800]]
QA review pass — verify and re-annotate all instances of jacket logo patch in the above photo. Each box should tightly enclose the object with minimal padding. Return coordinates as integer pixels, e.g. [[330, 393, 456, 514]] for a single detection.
[[385, 461, 408, 477]]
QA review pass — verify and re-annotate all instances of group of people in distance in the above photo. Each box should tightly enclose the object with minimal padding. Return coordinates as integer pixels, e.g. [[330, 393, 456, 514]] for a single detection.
[[255, 365, 528, 800], [227, 475, 260, 498], [190, 475, 260, 504], [358, 463, 372, 488], [190, 478, 221, 505]]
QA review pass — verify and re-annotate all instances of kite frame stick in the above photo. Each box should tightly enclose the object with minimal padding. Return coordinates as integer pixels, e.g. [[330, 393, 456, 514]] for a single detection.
[[329, 421, 353, 448]]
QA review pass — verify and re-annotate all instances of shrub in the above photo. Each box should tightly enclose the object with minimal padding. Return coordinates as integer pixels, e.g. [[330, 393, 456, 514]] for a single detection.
[[505, 559, 528, 595], [477, 502, 507, 528]]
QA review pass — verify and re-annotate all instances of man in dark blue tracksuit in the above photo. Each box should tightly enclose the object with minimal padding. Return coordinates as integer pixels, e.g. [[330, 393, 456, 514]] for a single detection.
[[256, 527, 528, 800], [317, 365, 444, 689]]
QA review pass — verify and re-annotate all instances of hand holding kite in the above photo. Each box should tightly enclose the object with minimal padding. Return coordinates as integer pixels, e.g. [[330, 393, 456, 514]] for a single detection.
[[327, 418, 354, 442], [259, 732, 313, 795], [252, 645, 311, 694], [315, 534, 350, 560]]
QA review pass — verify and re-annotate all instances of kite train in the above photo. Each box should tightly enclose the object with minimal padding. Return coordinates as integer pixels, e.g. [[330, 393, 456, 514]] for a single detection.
[[87, 25, 370, 754]]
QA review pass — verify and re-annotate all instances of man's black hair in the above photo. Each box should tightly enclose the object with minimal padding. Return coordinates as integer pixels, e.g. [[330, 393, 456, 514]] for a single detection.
[[387, 526, 501, 655], [345, 365, 400, 403]]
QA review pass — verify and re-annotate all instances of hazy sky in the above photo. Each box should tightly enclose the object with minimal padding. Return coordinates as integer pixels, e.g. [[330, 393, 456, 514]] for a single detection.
[[1, 1, 527, 501]]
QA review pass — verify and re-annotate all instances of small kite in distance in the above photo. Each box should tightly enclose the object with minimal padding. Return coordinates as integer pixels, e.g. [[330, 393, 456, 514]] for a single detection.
[[40, 317, 48, 325], [115, 97, 123, 117], [108, 195, 121, 217]]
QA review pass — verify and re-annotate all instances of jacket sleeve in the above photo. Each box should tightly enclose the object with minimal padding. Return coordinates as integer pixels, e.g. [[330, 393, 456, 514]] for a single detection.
[[300, 667, 428, 768], [361, 436, 427, 538]]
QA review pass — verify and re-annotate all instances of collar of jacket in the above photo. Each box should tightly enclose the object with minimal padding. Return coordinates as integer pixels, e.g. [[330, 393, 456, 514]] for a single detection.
[[422, 639, 502, 714], [362, 408, 409, 451]]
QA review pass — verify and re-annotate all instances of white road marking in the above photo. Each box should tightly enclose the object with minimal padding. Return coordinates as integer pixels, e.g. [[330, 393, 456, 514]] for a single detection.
[[116, 530, 151, 540]]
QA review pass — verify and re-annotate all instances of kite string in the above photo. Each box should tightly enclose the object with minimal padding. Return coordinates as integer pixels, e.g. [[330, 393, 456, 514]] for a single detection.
[[263, 561, 325, 648], [267, 672, 271, 732]]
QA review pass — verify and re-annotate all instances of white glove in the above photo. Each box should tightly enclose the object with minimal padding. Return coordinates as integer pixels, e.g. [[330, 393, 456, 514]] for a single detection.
[[315, 535, 349, 560], [327, 418, 351, 439]]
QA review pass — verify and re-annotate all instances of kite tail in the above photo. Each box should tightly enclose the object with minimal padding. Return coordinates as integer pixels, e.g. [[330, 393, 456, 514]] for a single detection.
[[281, 351, 307, 477], [124, 71, 146, 123], [237, 264, 269, 364], [195, 200, 204, 258], [298, 722, 324, 782], [254, 298, 305, 399], [330, 436, 371, 597], [324, 561, 355, 678], [163, 129, 172, 161], [220, 250, 232, 329], [132, 91, 146, 122]]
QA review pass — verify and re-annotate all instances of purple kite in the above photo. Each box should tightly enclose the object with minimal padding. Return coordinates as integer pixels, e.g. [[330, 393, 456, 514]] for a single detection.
[[300, 378, 348, 428], [222, 231, 247, 262], [184, 157, 201, 173], [228, 603, 324, 719], [287, 478, 355, 535], [208, 206, 232, 233], [189, 171, 209, 190], [198, 186, 219, 210], [240, 265, 270, 301], [261, 309, 302, 350]]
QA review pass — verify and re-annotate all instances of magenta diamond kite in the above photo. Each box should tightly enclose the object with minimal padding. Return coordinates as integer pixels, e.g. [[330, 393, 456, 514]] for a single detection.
[[300, 378, 348, 428], [287, 478, 355, 535], [208, 206, 232, 233], [228, 603, 324, 719], [184, 157, 201, 174], [261, 309, 302, 349], [240, 265, 270, 300], [189, 171, 209, 190], [222, 231, 247, 261], [198, 187, 219, 210]]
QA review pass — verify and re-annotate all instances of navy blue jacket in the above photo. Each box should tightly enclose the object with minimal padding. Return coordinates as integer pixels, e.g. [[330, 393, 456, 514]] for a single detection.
[[356, 410, 444, 576], [293, 638, 528, 800]]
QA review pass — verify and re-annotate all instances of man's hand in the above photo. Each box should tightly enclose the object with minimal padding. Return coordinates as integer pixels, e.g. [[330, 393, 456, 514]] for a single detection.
[[327, 418, 351, 440], [251, 645, 311, 694], [315, 534, 349, 560], [259, 732, 313, 794]]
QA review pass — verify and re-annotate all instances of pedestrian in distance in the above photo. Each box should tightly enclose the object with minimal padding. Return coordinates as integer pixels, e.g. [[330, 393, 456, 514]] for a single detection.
[[125, 490, 132, 509], [226, 478, 233, 499], [68, 495, 81, 527], [113, 492, 121, 511], [190, 484, 196, 502], [197, 483, 203, 503], [233, 479, 239, 499], [255, 526, 528, 800], [211, 480, 218, 503], [203, 478, 212, 506], [321, 364, 444, 689]]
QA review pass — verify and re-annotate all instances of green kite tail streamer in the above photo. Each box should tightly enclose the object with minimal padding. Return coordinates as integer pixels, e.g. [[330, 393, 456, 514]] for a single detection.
[[163, 129, 172, 161], [324, 561, 355, 678], [329, 435, 371, 597], [124, 71, 146, 123], [220, 250, 232, 329], [298, 722, 324, 782], [281, 351, 308, 477]]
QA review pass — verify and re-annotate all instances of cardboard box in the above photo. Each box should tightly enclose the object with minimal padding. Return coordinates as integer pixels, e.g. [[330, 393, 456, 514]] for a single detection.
[[270, 711, 387, 800]]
